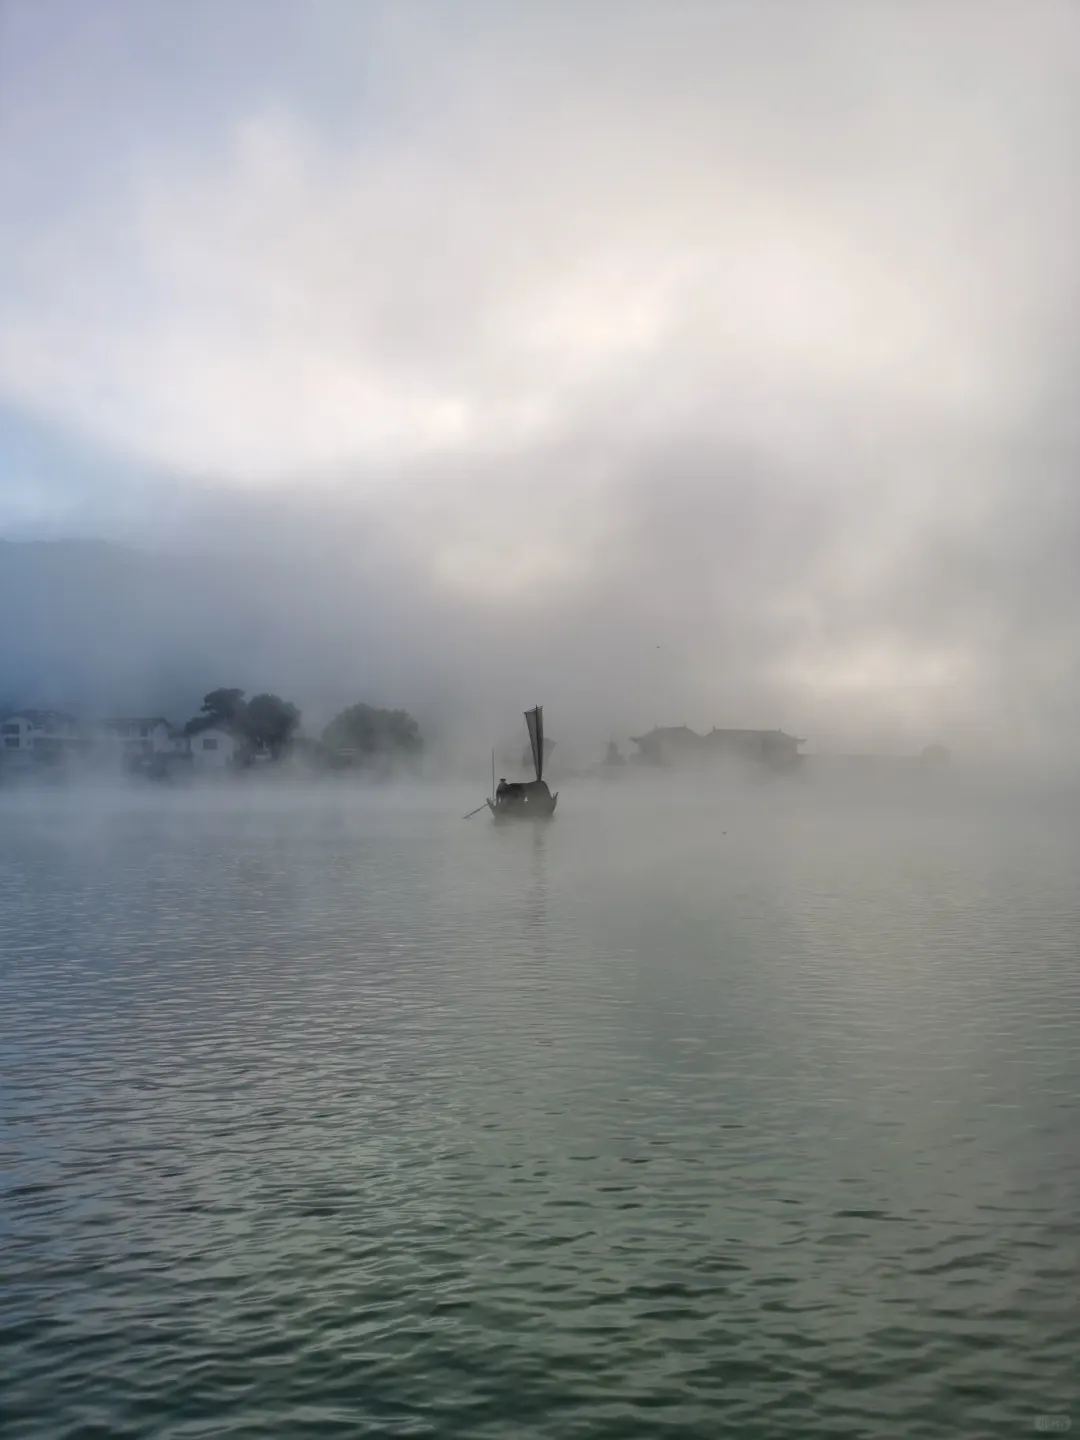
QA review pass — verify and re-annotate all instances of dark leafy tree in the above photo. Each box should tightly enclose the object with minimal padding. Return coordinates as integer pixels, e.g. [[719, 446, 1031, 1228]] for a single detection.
[[186, 688, 248, 736], [246, 693, 301, 757], [322, 704, 422, 770], [201, 688, 247, 726]]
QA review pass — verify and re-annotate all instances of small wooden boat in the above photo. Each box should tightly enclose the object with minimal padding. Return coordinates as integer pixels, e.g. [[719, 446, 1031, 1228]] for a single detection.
[[488, 778, 558, 820], [487, 706, 558, 821]]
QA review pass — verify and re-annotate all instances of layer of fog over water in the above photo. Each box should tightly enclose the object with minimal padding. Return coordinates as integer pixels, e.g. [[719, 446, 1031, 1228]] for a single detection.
[[2, 772, 1077, 1438]]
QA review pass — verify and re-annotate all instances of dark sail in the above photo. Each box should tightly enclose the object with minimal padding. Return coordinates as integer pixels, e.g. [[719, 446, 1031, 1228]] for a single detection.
[[525, 705, 543, 782], [521, 737, 554, 772]]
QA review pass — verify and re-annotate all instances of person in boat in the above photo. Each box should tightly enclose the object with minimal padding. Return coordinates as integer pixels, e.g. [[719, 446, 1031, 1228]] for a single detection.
[[496, 777, 539, 808]]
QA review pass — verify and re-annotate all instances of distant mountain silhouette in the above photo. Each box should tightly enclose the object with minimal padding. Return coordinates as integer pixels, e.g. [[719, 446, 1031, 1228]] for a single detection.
[[0, 538, 397, 720], [0, 540, 254, 717]]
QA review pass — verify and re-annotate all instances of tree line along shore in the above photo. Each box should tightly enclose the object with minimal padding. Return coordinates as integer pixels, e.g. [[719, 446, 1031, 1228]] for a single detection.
[[0, 689, 424, 780]]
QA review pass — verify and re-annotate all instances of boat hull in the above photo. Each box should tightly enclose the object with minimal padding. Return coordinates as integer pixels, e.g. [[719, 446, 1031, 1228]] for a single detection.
[[488, 791, 558, 821]]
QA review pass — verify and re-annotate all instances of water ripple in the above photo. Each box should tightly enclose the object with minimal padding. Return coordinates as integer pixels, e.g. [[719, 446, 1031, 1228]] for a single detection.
[[1, 782, 1077, 1437]]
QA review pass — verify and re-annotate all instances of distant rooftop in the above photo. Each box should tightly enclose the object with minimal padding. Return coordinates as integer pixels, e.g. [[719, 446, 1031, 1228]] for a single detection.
[[4, 709, 77, 727]]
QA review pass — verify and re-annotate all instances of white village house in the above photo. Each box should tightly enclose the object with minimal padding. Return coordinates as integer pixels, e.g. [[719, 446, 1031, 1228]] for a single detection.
[[0, 710, 80, 764], [189, 725, 240, 772], [92, 717, 184, 761], [0, 708, 253, 779]]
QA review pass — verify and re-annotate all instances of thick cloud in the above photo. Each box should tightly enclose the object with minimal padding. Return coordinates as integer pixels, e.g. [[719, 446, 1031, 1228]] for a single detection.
[[1, 0, 1078, 759]]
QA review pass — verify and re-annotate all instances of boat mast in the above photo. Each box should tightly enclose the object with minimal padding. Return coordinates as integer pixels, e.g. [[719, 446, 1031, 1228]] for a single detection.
[[525, 705, 544, 783]]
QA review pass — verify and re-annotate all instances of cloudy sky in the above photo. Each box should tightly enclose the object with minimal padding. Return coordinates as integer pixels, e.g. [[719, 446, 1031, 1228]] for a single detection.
[[1, 0, 1078, 754]]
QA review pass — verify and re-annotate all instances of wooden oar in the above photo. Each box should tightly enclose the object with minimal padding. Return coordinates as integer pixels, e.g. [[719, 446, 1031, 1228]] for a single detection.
[[463, 802, 489, 819]]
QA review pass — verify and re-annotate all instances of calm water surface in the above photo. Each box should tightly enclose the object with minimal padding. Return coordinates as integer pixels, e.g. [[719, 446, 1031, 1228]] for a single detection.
[[1, 776, 1078, 1438]]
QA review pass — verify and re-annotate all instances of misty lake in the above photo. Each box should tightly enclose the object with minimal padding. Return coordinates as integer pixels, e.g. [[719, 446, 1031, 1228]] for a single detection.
[[1, 774, 1077, 1438]]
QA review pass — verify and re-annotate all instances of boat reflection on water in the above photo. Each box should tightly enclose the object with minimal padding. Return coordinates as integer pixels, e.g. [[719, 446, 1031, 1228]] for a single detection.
[[525, 823, 549, 948]]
